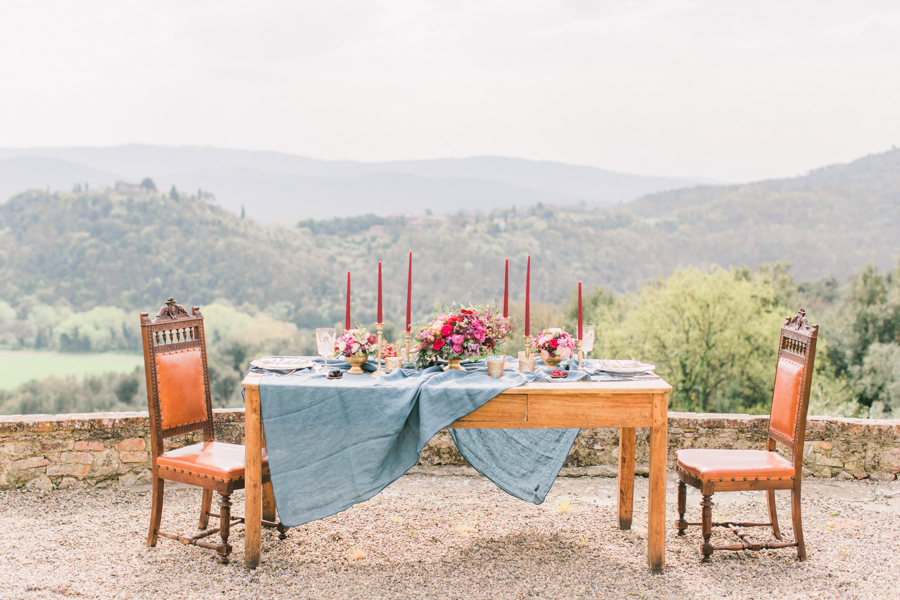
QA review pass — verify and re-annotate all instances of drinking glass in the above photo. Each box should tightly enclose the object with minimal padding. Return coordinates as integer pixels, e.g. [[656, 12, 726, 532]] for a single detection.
[[486, 356, 504, 378], [583, 325, 595, 355], [316, 328, 336, 373]]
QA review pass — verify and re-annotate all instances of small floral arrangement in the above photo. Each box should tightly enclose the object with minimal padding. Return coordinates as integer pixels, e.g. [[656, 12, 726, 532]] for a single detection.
[[334, 328, 378, 357], [416, 305, 513, 368], [532, 328, 575, 361], [381, 342, 398, 358]]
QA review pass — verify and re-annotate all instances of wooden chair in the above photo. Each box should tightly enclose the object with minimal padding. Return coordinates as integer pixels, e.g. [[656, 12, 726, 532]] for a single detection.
[[140, 298, 284, 561], [675, 308, 819, 562]]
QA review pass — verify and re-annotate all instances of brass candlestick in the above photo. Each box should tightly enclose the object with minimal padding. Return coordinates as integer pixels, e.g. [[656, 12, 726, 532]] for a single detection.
[[577, 339, 584, 371], [524, 335, 532, 359], [371, 323, 388, 377], [404, 330, 412, 364]]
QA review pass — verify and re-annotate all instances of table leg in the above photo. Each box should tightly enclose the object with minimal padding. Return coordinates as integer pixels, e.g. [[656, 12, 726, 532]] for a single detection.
[[260, 429, 277, 523], [618, 427, 636, 530], [244, 383, 263, 569], [647, 393, 668, 573]]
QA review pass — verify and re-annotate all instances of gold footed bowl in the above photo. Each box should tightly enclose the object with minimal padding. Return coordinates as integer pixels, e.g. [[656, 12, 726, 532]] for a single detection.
[[544, 355, 563, 368], [346, 355, 368, 374], [444, 358, 464, 371]]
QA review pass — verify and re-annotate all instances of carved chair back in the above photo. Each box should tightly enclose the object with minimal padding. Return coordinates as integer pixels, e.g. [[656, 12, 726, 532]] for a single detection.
[[140, 298, 215, 460], [767, 309, 819, 471]]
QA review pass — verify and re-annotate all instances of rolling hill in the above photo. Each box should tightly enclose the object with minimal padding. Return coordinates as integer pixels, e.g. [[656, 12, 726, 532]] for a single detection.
[[0, 145, 704, 223], [0, 148, 897, 331]]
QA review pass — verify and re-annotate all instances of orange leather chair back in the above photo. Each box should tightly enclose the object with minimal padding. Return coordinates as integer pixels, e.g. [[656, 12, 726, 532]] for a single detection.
[[141, 298, 215, 458], [156, 349, 208, 430], [769, 358, 804, 443], [766, 309, 818, 458]]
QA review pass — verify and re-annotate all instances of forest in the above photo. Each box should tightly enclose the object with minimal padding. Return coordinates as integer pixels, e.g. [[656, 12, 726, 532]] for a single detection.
[[0, 147, 898, 417]]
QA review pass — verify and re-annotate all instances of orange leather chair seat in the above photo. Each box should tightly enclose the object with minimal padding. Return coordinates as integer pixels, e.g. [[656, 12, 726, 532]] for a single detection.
[[157, 441, 268, 482], [676, 449, 795, 481]]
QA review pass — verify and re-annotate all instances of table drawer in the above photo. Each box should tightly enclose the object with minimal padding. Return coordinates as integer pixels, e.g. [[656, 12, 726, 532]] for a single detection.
[[450, 394, 528, 427]]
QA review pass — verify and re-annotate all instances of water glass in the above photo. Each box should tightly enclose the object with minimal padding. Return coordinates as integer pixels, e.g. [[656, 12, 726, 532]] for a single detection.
[[486, 356, 504, 378], [315, 328, 336, 373], [519, 355, 536, 373], [385, 356, 402, 373], [583, 325, 595, 355]]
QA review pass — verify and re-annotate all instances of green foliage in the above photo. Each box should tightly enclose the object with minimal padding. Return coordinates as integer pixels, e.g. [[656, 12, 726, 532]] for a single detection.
[[140, 178, 157, 192], [0, 368, 147, 415], [590, 267, 787, 413]]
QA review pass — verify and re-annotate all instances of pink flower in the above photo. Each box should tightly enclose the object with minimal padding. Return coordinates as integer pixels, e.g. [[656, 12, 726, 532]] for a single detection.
[[367, 334, 377, 346], [451, 334, 464, 346], [440, 325, 452, 336], [452, 344, 463, 354]]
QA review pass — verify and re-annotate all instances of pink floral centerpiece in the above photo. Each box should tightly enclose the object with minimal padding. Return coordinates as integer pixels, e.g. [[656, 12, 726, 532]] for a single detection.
[[335, 328, 378, 357], [335, 328, 378, 374], [415, 305, 513, 370], [531, 327, 575, 367]]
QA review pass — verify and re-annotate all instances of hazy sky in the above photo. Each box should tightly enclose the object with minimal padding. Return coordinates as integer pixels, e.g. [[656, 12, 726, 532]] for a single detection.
[[1, 1, 899, 182]]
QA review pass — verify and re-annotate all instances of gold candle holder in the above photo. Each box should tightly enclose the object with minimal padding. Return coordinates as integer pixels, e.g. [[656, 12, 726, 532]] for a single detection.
[[524, 335, 531, 359], [577, 339, 584, 371], [405, 330, 412, 364], [371, 323, 388, 378]]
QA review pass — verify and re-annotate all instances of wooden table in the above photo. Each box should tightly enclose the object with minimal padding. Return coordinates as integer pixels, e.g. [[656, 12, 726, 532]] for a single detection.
[[242, 373, 672, 572]]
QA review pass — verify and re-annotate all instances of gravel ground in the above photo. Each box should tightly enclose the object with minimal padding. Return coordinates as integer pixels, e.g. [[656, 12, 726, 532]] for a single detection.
[[1, 472, 898, 599]]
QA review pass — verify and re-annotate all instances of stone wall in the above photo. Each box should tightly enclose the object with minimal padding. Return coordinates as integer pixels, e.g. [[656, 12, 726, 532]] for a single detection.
[[2, 410, 898, 490]]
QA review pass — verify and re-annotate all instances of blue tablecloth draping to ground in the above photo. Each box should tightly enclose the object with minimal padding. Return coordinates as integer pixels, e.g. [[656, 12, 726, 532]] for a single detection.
[[254, 357, 580, 527]]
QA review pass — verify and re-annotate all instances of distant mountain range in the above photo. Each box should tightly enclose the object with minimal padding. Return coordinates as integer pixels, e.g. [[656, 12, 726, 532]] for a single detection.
[[0, 145, 709, 223]]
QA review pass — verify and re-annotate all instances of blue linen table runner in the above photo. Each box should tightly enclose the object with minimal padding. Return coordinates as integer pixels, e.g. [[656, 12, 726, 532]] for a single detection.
[[255, 357, 580, 527]]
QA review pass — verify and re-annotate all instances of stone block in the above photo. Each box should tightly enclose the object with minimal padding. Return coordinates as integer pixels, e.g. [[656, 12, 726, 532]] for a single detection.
[[815, 455, 843, 468], [883, 448, 900, 471], [11, 456, 50, 470], [47, 463, 91, 479], [119, 469, 152, 489], [25, 475, 54, 492], [120, 451, 149, 464], [60, 452, 95, 465], [115, 438, 146, 452], [88, 449, 124, 478], [818, 441, 833, 451], [40, 440, 74, 452], [57, 477, 83, 490], [74, 441, 104, 451], [1, 442, 38, 457], [870, 472, 897, 482]]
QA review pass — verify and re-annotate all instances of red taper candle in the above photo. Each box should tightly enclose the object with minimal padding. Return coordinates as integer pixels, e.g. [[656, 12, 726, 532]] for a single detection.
[[377, 261, 383, 323], [406, 252, 412, 332], [525, 255, 531, 336], [345, 271, 351, 330], [503, 259, 509, 318], [578, 281, 583, 340]]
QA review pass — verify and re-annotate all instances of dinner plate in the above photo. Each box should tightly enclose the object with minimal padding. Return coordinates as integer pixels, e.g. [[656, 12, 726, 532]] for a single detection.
[[593, 359, 656, 376], [250, 356, 316, 372]]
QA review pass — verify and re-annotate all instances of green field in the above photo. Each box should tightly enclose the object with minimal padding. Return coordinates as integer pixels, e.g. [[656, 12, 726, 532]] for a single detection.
[[0, 350, 144, 391]]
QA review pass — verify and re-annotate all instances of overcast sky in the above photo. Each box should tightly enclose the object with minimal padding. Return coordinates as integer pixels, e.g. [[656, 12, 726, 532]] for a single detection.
[[1, 1, 898, 182]]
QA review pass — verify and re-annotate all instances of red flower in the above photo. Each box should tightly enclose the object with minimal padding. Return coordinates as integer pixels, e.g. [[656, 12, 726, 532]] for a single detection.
[[549, 338, 559, 350], [433, 338, 445, 351], [367, 334, 378, 345], [440, 325, 452, 336]]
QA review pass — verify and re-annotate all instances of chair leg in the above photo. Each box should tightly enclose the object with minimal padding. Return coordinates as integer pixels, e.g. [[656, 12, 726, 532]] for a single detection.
[[700, 494, 714, 563], [147, 476, 165, 547], [677, 480, 687, 536], [198, 488, 213, 530], [218, 493, 233, 562], [767, 489, 782, 540], [791, 485, 806, 561]]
